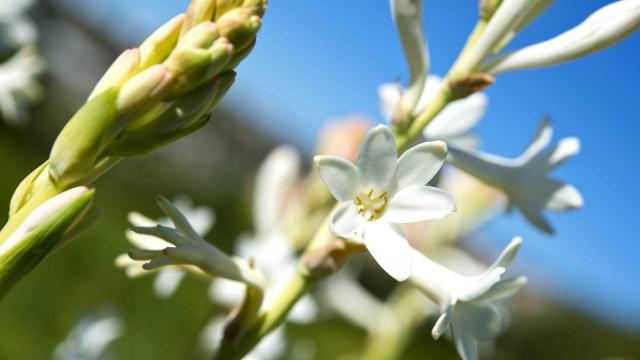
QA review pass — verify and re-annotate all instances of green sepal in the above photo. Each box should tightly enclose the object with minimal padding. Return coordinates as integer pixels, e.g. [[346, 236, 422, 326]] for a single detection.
[[9, 161, 49, 217], [0, 189, 95, 300], [49, 89, 121, 188]]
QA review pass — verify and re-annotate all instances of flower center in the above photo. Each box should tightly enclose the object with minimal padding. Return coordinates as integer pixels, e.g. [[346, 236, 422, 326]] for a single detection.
[[354, 189, 388, 221]]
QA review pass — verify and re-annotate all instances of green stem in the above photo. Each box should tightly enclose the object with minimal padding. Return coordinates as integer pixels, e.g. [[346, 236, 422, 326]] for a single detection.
[[214, 270, 316, 360]]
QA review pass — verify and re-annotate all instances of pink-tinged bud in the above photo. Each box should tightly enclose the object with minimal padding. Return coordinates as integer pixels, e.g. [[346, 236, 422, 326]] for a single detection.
[[117, 65, 174, 113], [139, 14, 186, 69], [176, 21, 220, 51], [90, 49, 140, 99], [181, 0, 216, 36], [217, 8, 262, 49], [317, 116, 373, 162]]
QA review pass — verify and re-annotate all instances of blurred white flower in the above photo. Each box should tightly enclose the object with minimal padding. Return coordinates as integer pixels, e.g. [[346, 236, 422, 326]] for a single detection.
[[115, 196, 215, 298], [209, 146, 318, 324], [199, 316, 287, 360], [485, 0, 640, 74], [379, 75, 487, 148], [0, 16, 38, 49], [118, 196, 265, 292], [314, 124, 455, 281], [410, 237, 527, 360], [0, 46, 44, 126], [53, 312, 123, 360], [446, 120, 582, 234], [0, 0, 34, 18]]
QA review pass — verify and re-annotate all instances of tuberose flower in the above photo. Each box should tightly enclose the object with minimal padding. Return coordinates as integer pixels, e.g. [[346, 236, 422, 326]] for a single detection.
[[314, 124, 456, 281], [0, 46, 44, 126], [379, 75, 488, 148], [446, 119, 583, 234], [53, 311, 123, 360], [115, 196, 215, 298], [410, 237, 527, 360], [121, 196, 265, 289]]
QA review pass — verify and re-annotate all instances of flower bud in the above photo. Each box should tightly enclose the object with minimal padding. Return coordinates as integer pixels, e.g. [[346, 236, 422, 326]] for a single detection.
[[89, 49, 140, 99], [181, 0, 217, 35], [116, 65, 174, 114], [107, 72, 235, 156], [0, 187, 95, 299], [139, 14, 185, 69], [176, 21, 220, 51], [217, 8, 262, 50], [9, 161, 49, 217]]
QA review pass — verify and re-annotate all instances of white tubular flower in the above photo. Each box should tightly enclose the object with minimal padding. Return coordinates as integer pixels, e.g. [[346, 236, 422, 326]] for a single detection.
[[115, 196, 215, 298], [314, 125, 456, 281], [410, 237, 527, 360], [485, 0, 640, 74], [446, 120, 583, 234], [123, 196, 265, 289], [390, 0, 429, 119], [209, 146, 318, 324], [379, 75, 488, 148], [0, 46, 44, 126], [53, 312, 123, 360]]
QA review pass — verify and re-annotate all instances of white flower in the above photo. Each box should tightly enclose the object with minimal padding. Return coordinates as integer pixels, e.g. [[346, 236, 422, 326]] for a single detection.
[[485, 0, 640, 74], [53, 312, 123, 360], [379, 75, 488, 148], [209, 146, 318, 324], [120, 196, 265, 289], [0, 16, 38, 49], [314, 124, 456, 281], [389, 0, 429, 118], [446, 120, 583, 234], [115, 196, 215, 298], [199, 316, 287, 360], [0, 46, 44, 126], [0, 0, 34, 18], [410, 237, 527, 360]]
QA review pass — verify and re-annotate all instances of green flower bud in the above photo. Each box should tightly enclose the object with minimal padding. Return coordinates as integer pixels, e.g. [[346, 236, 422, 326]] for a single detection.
[[222, 38, 255, 72], [139, 14, 186, 69], [181, 0, 217, 36], [89, 49, 140, 99], [217, 8, 262, 50], [49, 90, 120, 188], [9, 161, 49, 218], [0, 187, 95, 300], [116, 65, 174, 114], [176, 21, 220, 51], [107, 71, 235, 156]]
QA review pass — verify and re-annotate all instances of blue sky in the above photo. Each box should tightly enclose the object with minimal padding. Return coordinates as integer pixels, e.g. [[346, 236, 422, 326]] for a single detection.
[[56, 0, 640, 331]]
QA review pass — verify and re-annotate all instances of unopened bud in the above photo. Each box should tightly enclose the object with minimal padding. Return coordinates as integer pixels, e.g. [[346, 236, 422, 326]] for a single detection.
[[181, 0, 217, 36], [9, 161, 49, 217], [480, 0, 503, 20], [117, 65, 174, 114], [303, 239, 365, 278], [217, 8, 262, 49], [139, 14, 185, 69], [90, 49, 140, 99], [176, 21, 220, 50]]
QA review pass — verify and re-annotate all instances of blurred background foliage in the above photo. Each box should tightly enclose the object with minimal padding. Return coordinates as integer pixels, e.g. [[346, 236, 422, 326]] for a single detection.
[[0, 1, 638, 359]]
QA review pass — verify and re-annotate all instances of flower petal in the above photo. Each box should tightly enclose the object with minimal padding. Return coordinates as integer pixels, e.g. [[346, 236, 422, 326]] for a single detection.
[[314, 155, 360, 202], [546, 183, 583, 210], [432, 303, 453, 340], [516, 119, 553, 164], [378, 83, 402, 121], [153, 268, 186, 298], [464, 303, 503, 342], [476, 276, 528, 303], [357, 125, 398, 191], [424, 92, 487, 141], [363, 222, 411, 281], [384, 185, 456, 223], [394, 141, 447, 189], [330, 202, 367, 240], [487, 236, 522, 271]]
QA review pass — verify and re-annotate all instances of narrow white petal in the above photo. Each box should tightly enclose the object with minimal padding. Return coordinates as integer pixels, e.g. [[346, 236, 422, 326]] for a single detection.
[[357, 125, 398, 191], [465, 303, 503, 342], [384, 185, 456, 223], [487, 237, 522, 271], [153, 268, 186, 298], [394, 141, 447, 189], [545, 137, 580, 170], [452, 324, 478, 360], [424, 92, 487, 141], [432, 304, 453, 340], [314, 155, 360, 202], [476, 276, 528, 303], [414, 75, 442, 114], [516, 119, 553, 164], [330, 202, 367, 240], [378, 83, 402, 121], [363, 222, 411, 281], [254, 146, 301, 234], [546, 183, 583, 210], [514, 200, 554, 234]]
